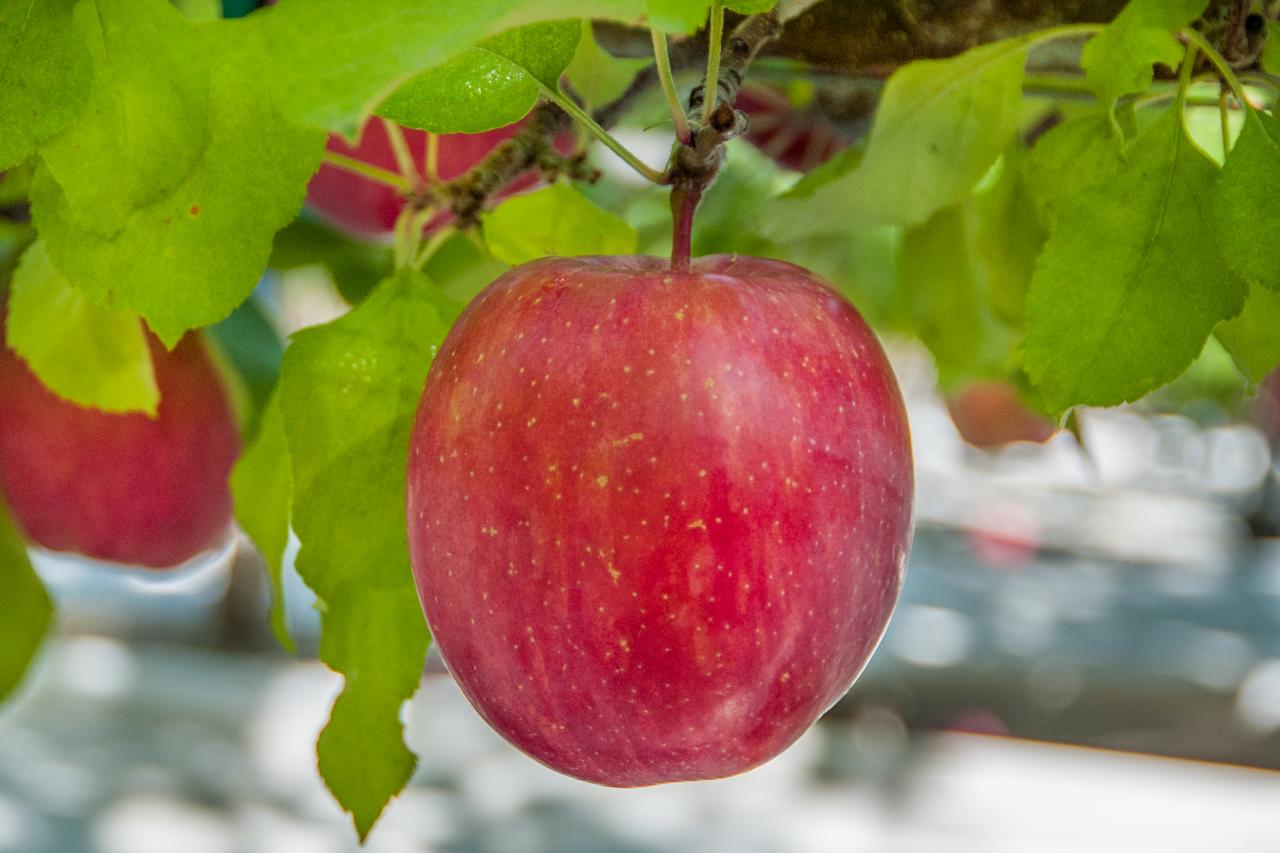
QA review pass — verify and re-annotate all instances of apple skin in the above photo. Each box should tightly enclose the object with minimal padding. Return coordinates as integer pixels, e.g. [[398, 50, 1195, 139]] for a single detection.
[[406, 254, 913, 786], [306, 120, 569, 240], [945, 380, 1056, 449], [0, 328, 241, 569]]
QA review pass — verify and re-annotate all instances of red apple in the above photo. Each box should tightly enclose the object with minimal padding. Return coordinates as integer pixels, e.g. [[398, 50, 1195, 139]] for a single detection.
[[735, 84, 847, 172], [306, 120, 569, 240], [406, 254, 913, 785], [0, 326, 241, 569], [945, 380, 1056, 449]]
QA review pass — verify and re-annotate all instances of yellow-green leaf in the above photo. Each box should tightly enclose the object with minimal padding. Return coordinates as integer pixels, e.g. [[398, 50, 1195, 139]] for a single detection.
[[6, 241, 157, 415], [485, 182, 638, 265]]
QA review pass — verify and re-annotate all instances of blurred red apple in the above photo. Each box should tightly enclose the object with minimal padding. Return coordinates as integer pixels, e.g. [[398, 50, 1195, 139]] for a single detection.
[[306, 119, 572, 240], [0, 327, 241, 569], [966, 500, 1041, 569], [407, 254, 913, 785], [946, 380, 1056, 449], [735, 84, 847, 172]]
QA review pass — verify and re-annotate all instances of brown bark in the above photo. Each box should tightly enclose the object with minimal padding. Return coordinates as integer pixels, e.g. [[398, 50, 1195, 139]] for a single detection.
[[600, 0, 1254, 75], [765, 0, 1127, 71]]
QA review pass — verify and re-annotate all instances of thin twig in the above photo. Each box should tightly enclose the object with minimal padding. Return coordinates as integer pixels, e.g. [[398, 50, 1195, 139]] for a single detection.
[[594, 30, 708, 130], [382, 118, 424, 189], [652, 28, 692, 144], [539, 83, 668, 183], [1183, 27, 1249, 103], [673, 9, 784, 189], [425, 133, 440, 184], [322, 151, 410, 192], [701, 2, 725, 125]]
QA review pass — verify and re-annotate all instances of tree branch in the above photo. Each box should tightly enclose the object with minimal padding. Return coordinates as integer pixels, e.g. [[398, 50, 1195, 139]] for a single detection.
[[668, 8, 788, 270], [670, 9, 782, 192], [422, 0, 1254, 235], [428, 103, 596, 229]]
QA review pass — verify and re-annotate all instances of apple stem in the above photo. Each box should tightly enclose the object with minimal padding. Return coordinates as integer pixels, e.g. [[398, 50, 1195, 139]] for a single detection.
[[652, 28, 692, 145], [670, 186, 702, 272], [538, 84, 671, 185]]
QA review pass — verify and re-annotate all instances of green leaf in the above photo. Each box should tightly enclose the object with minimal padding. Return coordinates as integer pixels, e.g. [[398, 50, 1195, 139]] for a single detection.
[[316, 585, 426, 838], [231, 391, 293, 651], [786, 228, 905, 333], [1024, 108, 1246, 414], [494, 0, 644, 30], [973, 150, 1046, 325], [422, 232, 510, 321], [378, 20, 580, 134], [1214, 107, 1280, 291], [31, 19, 325, 346], [270, 219, 392, 307], [264, 0, 652, 134], [644, 0, 707, 33], [1080, 0, 1207, 106], [898, 202, 1012, 387], [565, 21, 649, 111], [0, 0, 93, 170], [264, 0, 514, 134], [1217, 283, 1280, 384], [484, 182, 638, 265], [37, 0, 211, 237], [641, 0, 771, 32], [173, 0, 222, 19], [5, 241, 158, 415], [779, 142, 863, 201], [1025, 112, 1123, 224], [1263, 21, 1280, 76], [767, 36, 1029, 235], [0, 502, 53, 704], [725, 0, 774, 12], [280, 268, 446, 838]]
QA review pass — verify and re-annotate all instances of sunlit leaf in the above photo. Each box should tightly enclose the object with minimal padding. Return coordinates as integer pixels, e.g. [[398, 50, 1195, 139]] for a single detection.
[[768, 37, 1029, 234], [37, 0, 210, 236], [565, 21, 648, 111], [485, 182, 638, 265], [0, 0, 93, 170], [1025, 108, 1246, 413], [378, 21, 580, 133], [1080, 0, 1207, 106], [0, 503, 53, 704], [5, 241, 157, 414], [32, 19, 325, 346], [265, 0, 643, 134], [1025, 112, 1123, 225], [1214, 107, 1280, 291], [1217, 283, 1280, 385], [280, 268, 447, 838], [230, 391, 293, 651]]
